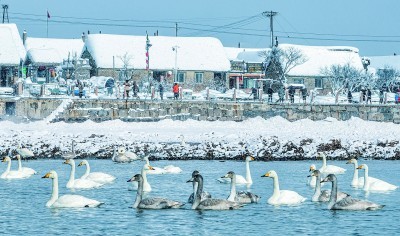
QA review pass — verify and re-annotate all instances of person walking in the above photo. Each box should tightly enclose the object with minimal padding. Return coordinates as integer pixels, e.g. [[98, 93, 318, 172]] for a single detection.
[[173, 83, 179, 100], [301, 87, 308, 104], [277, 86, 285, 103], [251, 86, 258, 101], [267, 86, 274, 103], [132, 81, 139, 98], [379, 89, 384, 104], [289, 86, 295, 103], [347, 90, 353, 104], [361, 87, 366, 103], [77, 80, 84, 98], [159, 83, 164, 100], [366, 88, 372, 104], [124, 80, 131, 99]]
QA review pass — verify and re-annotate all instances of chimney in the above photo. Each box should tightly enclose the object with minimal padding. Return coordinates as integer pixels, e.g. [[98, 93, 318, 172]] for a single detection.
[[22, 29, 27, 46], [238, 42, 241, 48], [81, 32, 86, 42]]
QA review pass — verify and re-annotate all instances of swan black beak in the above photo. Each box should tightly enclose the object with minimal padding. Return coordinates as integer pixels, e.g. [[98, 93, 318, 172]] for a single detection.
[[42, 173, 51, 178], [127, 178, 132, 182], [186, 178, 194, 183], [307, 175, 311, 178]]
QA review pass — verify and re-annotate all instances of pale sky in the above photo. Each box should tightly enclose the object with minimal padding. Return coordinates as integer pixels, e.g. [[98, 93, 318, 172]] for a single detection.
[[3, 0, 400, 56]]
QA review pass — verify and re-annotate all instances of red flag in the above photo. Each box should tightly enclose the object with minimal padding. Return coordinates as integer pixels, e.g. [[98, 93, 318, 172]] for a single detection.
[[47, 11, 50, 19]]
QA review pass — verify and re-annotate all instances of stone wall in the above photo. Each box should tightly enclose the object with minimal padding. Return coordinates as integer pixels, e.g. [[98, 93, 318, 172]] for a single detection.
[[1, 98, 400, 123]]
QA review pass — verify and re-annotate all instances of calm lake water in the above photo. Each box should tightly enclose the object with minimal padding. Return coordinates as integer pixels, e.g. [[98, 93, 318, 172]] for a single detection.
[[0, 159, 398, 235]]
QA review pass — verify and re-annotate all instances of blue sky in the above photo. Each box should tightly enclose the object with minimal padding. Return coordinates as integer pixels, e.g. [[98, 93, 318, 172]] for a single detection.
[[4, 0, 400, 56]]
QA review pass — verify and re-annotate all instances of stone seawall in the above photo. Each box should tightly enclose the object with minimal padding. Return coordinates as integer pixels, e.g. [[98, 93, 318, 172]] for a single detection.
[[1, 98, 400, 123]]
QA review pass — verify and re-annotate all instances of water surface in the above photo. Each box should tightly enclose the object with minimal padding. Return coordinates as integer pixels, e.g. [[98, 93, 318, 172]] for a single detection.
[[0, 159, 398, 235]]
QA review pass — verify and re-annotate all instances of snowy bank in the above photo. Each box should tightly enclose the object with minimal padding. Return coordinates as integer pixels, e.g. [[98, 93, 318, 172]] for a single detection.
[[1, 116, 399, 160]]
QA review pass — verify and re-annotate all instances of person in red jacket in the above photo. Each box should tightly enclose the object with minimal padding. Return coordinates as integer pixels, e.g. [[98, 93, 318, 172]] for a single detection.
[[173, 83, 179, 100]]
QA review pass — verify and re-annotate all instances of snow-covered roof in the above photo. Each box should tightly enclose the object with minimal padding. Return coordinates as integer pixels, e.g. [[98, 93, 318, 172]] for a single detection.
[[224, 47, 266, 61], [368, 55, 400, 71], [25, 37, 84, 64], [84, 34, 231, 71], [0, 24, 26, 66], [280, 44, 364, 77]]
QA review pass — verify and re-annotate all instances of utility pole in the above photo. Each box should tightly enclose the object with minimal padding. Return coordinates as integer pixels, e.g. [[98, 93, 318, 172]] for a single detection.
[[262, 11, 278, 48], [2, 4, 9, 23], [175, 22, 178, 37]]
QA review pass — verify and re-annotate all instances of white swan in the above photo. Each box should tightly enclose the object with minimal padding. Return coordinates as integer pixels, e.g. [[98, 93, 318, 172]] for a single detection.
[[112, 146, 139, 163], [222, 171, 260, 203], [309, 170, 349, 202], [357, 164, 398, 191], [217, 156, 254, 184], [321, 174, 384, 210], [317, 152, 346, 175], [42, 170, 104, 208], [178, 134, 186, 146], [128, 174, 185, 209], [261, 170, 306, 205], [346, 159, 379, 188], [78, 160, 115, 184], [187, 173, 242, 210], [129, 164, 155, 192], [15, 154, 37, 176], [1, 156, 30, 179], [142, 156, 182, 174], [188, 170, 212, 203], [307, 164, 317, 187], [16, 144, 34, 158], [63, 159, 103, 189], [62, 140, 76, 159]]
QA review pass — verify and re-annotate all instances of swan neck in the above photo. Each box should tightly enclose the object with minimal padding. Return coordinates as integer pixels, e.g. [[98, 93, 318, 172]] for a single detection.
[[245, 160, 252, 183], [328, 178, 338, 208], [192, 178, 203, 209], [133, 180, 143, 208], [363, 167, 369, 190], [352, 163, 359, 183], [71, 141, 75, 153], [228, 175, 237, 201], [193, 182, 198, 196], [322, 156, 327, 168], [48, 175, 59, 207], [83, 162, 90, 178], [272, 176, 280, 195], [67, 163, 75, 186], [312, 174, 321, 200], [18, 158, 22, 171], [6, 159, 11, 173]]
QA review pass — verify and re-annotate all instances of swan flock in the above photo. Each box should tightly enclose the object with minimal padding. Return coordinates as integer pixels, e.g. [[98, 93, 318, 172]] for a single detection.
[[1, 151, 394, 211]]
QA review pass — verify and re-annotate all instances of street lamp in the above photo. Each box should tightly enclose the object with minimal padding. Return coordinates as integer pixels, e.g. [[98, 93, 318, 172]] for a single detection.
[[172, 45, 179, 82]]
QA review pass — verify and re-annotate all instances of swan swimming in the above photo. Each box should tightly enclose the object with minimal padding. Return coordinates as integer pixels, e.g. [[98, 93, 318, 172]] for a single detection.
[[42, 170, 104, 208], [14, 154, 37, 176], [217, 156, 254, 184], [261, 170, 306, 205], [317, 152, 346, 175], [357, 164, 398, 191], [128, 174, 185, 209], [78, 160, 116, 184], [309, 170, 349, 202], [188, 170, 212, 203], [321, 174, 384, 210], [187, 173, 242, 210], [16, 144, 34, 158], [346, 159, 379, 188], [1, 156, 30, 179], [112, 146, 139, 163], [63, 159, 103, 189], [62, 140, 76, 159], [142, 156, 182, 174], [129, 163, 155, 192], [222, 171, 260, 203]]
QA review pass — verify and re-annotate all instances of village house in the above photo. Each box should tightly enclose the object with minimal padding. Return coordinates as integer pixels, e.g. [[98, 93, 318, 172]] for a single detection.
[[23, 33, 87, 83], [0, 24, 26, 91], [81, 34, 231, 91], [225, 44, 365, 94]]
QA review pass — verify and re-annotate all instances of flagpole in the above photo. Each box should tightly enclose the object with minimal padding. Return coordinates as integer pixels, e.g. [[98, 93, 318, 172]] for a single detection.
[[46, 9, 48, 38]]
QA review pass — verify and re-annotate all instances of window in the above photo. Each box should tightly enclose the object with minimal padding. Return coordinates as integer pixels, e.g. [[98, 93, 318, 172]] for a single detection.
[[195, 72, 203, 84], [175, 72, 185, 83], [292, 78, 304, 84], [315, 78, 323, 88]]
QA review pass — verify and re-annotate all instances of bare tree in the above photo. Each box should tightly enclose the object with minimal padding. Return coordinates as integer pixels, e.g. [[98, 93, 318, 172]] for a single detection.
[[262, 46, 308, 83], [321, 63, 362, 104], [117, 52, 133, 81], [376, 66, 399, 92]]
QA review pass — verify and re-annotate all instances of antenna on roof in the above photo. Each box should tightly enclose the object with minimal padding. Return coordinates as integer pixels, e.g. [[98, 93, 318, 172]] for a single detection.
[[2, 4, 9, 23], [238, 42, 241, 48]]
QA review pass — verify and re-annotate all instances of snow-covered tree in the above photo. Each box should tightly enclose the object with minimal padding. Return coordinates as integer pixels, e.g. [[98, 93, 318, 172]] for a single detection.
[[376, 66, 399, 92], [262, 46, 308, 83], [321, 63, 363, 104], [117, 52, 133, 81]]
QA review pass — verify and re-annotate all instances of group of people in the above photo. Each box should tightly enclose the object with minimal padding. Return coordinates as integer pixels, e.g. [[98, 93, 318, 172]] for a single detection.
[[252, 85, 308, 104]]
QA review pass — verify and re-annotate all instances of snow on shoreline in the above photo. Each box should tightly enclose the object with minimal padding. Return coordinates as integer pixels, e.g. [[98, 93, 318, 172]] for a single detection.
[[1, 116, 400, 160]]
